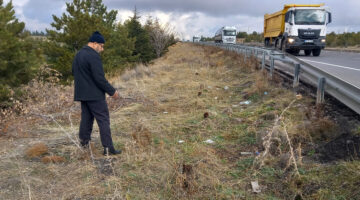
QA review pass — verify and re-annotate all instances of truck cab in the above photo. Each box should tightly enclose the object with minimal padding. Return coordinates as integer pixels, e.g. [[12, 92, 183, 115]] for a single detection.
[[193, 35, 200, 42], [264, 4, 332, 56], [215, 26, 237, 44], [283, 6, 331, 56]]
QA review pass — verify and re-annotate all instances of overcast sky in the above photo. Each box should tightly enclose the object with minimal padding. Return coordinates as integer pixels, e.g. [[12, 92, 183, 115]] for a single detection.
[[4, 0, 360, 40]]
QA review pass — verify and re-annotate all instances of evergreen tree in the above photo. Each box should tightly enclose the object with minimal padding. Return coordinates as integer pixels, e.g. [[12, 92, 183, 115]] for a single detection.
[[0, 0, 42, 104], [124, 8, 155, 63], [45, 0, 117, 81], [102, 23, 138, 72], [236, 32, 247, 38]]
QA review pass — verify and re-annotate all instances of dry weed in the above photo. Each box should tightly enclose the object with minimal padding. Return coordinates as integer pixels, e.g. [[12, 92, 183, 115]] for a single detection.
[[131, 124, 152, 147], [41, 155, 66, 164], [254, 70, 270, 94], [25, 143, 48, 158], [120, 63, 153, 82]]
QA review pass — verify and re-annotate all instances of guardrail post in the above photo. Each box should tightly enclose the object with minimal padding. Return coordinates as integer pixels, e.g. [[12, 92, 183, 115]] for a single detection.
[[316, 77, 326, 104], [244, 49, 247, 62], [270, 56, 274, 78], [261, 51, 266, 70], [293, 64, 300, 88]]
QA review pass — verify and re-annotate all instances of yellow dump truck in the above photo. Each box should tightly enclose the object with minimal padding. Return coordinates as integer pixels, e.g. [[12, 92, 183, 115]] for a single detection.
[[264, 4, 332, 56]]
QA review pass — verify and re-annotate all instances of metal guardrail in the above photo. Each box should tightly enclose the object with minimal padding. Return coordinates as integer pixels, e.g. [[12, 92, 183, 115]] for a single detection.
[[199, 42, 360, 115]]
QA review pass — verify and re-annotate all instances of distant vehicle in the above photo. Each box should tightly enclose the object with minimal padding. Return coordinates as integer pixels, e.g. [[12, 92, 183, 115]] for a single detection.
[[264, 4, 332, 56], [193, 35, 200, 42], [214, 26, 236, 44]]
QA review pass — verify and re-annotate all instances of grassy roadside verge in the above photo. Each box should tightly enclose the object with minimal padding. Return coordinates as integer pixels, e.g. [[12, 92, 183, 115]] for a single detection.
[[0, 42, 360, 199]]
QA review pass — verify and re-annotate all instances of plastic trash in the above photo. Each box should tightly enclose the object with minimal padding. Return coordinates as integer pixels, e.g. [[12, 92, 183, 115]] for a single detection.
[[224, 86, 229, 90], [178, 140, 185, 144], [251, 181, 261, 193], [240, 100, 251, 105], [204, 139, 215, 144]]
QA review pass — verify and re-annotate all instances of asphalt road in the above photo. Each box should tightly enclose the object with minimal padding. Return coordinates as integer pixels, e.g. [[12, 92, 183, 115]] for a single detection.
[[296, 50, 360, 88]]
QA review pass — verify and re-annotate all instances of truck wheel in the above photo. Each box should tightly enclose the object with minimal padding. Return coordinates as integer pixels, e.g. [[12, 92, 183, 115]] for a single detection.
[[292, 50, 300, 55], [281, 40, 286, 52], [312, 49, 321, 56], [264, 39, 270, 47], [304, 50, 312, 56]]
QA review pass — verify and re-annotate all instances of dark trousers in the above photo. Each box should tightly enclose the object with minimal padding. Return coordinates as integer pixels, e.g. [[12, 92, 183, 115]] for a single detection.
[[79, 100, 114, 148]]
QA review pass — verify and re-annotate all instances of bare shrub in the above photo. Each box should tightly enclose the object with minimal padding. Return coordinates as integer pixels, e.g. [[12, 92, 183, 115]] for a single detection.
[[146, 18, 176, 57], [25, 143, 48, 158], [131, 124, 152, 147], [254, 70, 270, 94]]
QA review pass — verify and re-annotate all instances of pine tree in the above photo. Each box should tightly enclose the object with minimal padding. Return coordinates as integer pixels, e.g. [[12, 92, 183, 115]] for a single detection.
[[102, 23, 138, 72], [124, 8, 155, 63], [45, 0, 118, 81], [0, 0, 42, 104]]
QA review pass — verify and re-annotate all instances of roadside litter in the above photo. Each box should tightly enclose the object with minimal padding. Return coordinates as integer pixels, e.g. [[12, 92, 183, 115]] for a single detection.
[[251, 181, 261, 193], [240, 100, 251, 105], [204, 139, 215, 144]]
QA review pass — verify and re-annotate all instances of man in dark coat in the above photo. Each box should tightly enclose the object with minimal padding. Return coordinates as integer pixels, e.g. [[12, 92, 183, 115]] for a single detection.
[[72, 31, 121, 155]]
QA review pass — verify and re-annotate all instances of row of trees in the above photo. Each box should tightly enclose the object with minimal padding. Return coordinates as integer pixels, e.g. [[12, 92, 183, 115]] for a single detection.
[[0, 0, 176, 106], [326, 32, 360, 47], [236, 31, 263, 43], [0, 0, 43, 104]]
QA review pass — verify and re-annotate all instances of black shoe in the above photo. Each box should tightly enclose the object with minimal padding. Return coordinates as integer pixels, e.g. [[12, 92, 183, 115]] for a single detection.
[[103, 147, 122, 155]]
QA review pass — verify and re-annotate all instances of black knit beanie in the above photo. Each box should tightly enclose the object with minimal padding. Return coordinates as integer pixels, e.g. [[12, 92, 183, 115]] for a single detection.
[[89, 31, 105, 44]]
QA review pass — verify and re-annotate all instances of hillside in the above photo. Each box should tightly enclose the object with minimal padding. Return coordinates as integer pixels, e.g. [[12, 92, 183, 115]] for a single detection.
[[1, 43, 360, 199]]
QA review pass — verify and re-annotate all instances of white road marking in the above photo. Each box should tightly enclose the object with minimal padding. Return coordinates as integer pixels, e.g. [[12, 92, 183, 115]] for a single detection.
[[299, 58, 360, 71]]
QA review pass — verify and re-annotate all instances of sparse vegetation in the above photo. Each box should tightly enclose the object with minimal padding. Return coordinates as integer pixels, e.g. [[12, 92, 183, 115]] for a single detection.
[[1, 42, 359, 199]]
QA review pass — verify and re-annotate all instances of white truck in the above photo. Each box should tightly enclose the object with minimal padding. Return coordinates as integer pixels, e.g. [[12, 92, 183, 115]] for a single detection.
[[264, 4, 332, 56], [193, 35, 200, 42], [214, 26, 236, 44]]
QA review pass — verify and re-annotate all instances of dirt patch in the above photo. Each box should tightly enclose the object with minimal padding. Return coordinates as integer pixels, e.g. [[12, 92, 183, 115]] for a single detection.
[[317, 134, 360, 162]]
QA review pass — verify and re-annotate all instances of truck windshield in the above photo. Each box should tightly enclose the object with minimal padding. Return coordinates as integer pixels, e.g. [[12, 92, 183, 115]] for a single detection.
[[294, 9, 326, 25], [223, 30, 236, 36]]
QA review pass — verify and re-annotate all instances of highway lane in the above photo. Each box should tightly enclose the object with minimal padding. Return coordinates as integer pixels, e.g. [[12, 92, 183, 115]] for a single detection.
[[296, 50, 360, 88]]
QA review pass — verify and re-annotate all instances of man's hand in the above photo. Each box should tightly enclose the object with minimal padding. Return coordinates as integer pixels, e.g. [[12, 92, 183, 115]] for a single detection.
[[112, 90, 120, 99]]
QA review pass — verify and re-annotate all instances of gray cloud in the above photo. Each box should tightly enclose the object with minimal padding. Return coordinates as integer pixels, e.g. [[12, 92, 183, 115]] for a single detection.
[[22, 0, 66, 24], [105, 0, 284, 17], [6, 0, 360, 33], [104, 0, 360, 29]]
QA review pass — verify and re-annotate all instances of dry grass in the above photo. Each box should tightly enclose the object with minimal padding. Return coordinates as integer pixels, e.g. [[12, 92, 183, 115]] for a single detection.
[[25, 143, 48, 158], [0, 42, 359, 199], [41, 155, 66, 164]]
